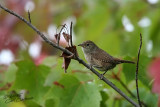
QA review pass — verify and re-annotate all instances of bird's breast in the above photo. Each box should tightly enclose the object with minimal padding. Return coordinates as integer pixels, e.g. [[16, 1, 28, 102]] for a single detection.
[[84, 53, 92, 64]]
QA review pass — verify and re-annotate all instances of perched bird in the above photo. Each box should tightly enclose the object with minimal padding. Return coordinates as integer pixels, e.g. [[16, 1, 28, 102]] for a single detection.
[[78, 40, 135, 79]]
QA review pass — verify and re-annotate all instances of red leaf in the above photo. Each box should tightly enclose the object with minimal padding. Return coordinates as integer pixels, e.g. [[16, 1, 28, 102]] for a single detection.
[[148, 57, 160, 94], [54, 34, 58, 41], [60, 46, 78, 73], [62, 32, 70, 44]]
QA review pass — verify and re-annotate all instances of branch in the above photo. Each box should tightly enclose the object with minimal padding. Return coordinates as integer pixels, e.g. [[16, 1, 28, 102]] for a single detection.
[[57, 24, 66, 46], [135, 33, 142, 107], [70, 22, 73, 47], [0, 4, 73, 55], [113, 73, 147, 107], [0, 4, 139, 107], [27, 10, 31, 23], [76, 58, 139, 107], [113, 73, 136, 98]]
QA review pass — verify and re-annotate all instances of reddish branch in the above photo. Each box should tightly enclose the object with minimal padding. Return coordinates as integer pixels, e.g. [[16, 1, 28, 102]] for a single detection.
[[53, 81, 64, 88]]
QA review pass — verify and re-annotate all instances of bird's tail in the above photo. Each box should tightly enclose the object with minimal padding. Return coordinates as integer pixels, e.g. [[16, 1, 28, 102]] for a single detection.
[[114, 58, 135, 64]]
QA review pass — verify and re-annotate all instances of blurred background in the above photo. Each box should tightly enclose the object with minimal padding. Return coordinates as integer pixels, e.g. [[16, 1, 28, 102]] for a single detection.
[[0, 0, 160, 107]]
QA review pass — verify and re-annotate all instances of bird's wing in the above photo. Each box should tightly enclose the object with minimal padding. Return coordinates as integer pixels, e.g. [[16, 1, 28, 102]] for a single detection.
[[91, 49, 115, 63]]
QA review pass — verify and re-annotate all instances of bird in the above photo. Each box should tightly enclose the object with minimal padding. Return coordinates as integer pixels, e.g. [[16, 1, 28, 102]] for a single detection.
[[78, 40, 135, 79]]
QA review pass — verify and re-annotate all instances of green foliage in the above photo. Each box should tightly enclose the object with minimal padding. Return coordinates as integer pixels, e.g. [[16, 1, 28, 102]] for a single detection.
[[0, 91, 8, 107], [47, 75, 102, 107], [45, 98, 58, 107], [138, 55, 152, 88], [123, 55, 152, 89], [0, 55, 158, 107], [143, 91, 158, 107], [24, 100, 40, 107], [4, 64, 17, 83], [0, 0, 160, 106], [11, 60, 50, 105], [123, 56, 136, 83], [100, 91, 108, 107]]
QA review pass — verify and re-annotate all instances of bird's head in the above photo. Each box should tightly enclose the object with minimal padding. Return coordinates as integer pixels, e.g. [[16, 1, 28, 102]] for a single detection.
[[78, 40, 98, 53]]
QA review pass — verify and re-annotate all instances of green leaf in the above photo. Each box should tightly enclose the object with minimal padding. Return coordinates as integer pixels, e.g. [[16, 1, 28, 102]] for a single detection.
[[123, 55, 151, 88], [149, 9, 160, 55], [143, 91, 158, 107], [123, 56, 136, 83], [4, 64, 17, 83], [24, 100, 41, 107], [42, 56, 57, 67], [100, 91, 108, 107], [97, 32, 120, 56], [44, 57, 64, 86], [0, 91, 8, 107], [77, 1, 109, 41], [138, 55, 151, 88], [11, 60, 50, 105], [48, 74, 102, 107], [45, 98, 59, 107], [132, 88, 158, 107]]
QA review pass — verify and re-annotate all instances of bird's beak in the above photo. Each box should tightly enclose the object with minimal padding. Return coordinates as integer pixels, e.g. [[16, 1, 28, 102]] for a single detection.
[[78, 43, 84, 47]]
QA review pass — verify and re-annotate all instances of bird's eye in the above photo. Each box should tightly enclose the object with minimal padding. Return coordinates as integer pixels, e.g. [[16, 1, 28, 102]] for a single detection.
[[86, 43, 89, 46]]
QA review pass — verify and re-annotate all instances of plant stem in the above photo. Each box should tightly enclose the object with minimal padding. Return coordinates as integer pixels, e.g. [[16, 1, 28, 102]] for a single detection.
[[135, 33, 142, 107]]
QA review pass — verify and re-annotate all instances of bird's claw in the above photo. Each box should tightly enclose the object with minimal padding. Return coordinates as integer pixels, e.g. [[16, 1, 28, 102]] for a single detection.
[[99, 74, 104, 80], [89, 65, 92, 70]]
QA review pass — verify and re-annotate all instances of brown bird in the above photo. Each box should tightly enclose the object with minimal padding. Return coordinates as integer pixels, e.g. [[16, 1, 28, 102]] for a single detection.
[[78, 40, 135, 79]]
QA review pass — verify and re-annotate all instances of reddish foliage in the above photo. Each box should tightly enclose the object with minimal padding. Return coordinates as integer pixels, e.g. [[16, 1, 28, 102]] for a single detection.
[[60, 46, 78, 73], [148, 57, 160, 106], [62, 56, 71, 73], [111, 67, 122, 80], [62, 32, 70, 43], [0, 0, 29, 53], [54, 34, 58, 41], [148, 57, 160, 93], [34, 53, 47, 66]]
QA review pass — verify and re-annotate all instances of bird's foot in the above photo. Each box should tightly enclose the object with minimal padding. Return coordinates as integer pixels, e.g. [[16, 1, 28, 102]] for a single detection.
[[99, 74, 104, 80], [89, 65, 92, 70], [99, 71, 108, 80]]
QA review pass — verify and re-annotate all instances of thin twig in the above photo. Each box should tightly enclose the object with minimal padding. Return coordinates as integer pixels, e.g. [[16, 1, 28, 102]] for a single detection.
[[57, 24, 66, 46], [113, 73, 147, 107], [119, 78, 147, 107], [136, 33, 142, 107], [70, 22, 73, 47], [56, 25, 69, 35], [27, 10, 31, 23], [0, 4, 139, 107], [113, 73, 136, 98], [0, 4, 70, 54]]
